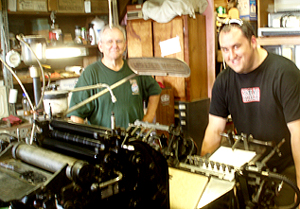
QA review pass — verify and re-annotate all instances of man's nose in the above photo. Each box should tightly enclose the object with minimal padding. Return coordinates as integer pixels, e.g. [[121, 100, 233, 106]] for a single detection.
[[228, 49, 236, 60], [111, 40, 118, 47]]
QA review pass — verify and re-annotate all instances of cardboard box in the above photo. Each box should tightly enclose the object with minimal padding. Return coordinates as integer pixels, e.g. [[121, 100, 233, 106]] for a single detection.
[[58, 0, 84, 13], [91, 0, 108, 13], [47, 0, 57, 11], [48, 0, 84, 13], [8, 0, 17, 12], [237, 0, 257, 21], [18, 0, 47, 11], [127, 4, 143, 20]]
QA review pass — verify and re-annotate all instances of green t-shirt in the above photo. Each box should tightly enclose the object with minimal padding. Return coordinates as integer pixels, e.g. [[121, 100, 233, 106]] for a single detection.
[[68, 60, 161, 129]]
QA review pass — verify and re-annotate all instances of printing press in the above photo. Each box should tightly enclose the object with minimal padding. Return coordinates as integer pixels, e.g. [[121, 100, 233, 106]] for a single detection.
[[1, 117, 300, 209], [0, 49, 299, 208]]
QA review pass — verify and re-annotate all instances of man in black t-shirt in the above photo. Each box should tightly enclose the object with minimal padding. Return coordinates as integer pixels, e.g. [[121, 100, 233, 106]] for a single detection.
[[201, 19, 300, 206]]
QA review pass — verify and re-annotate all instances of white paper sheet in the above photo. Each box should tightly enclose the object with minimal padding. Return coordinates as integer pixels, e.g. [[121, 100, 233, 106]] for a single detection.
[[159, 36, 181, 57], [209, 146, 256, 168]]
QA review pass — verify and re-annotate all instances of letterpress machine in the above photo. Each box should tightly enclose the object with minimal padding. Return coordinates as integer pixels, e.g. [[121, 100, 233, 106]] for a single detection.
[[0, 57, 300, 208]]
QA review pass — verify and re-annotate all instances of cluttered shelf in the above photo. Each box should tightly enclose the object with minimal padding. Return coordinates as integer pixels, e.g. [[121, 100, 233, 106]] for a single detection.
[[8, 11, 108, 16], [257, 36, 300, 46], [7, 11, 108, 17], [13, 71, 80, 85], [7, 0, 109, 16]]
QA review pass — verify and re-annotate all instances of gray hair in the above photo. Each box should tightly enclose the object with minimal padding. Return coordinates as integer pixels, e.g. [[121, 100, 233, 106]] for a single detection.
[[98, 24, 127, 42]]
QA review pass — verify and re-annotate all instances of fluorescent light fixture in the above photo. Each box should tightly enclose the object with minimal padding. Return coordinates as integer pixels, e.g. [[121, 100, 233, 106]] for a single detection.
[[46, 47, 88, 59]]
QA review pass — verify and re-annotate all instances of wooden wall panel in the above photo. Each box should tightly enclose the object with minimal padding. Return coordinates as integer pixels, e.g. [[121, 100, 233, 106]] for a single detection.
[[153, 17, 186, 99], [153, 15, 207, 101], [187, 14, 208, 101], [126, 19, 153, 57]]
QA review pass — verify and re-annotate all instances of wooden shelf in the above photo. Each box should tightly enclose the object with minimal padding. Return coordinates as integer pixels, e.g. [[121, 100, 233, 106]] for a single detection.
[[8, 11, 108, 16], [256, 0, 300, 47], [257, 36, 300, 46], [13, 73, 80, 85]]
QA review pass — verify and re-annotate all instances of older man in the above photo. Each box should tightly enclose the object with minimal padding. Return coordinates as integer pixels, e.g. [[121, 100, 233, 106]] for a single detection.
[[68, 25, 161, 129]]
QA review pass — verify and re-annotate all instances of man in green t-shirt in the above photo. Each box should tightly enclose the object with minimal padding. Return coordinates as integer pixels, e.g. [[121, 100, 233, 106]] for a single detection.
[[68, 25, 161, 129]]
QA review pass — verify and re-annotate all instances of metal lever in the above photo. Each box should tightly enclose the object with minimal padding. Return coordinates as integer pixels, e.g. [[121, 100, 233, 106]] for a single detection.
[[261, 138, 285, 167]]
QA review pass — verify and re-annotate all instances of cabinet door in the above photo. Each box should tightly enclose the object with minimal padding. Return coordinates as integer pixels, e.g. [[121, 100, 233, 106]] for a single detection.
[[126, 19, 153, 57], [153, 17, 186, 99], [126, 15, 207, 101], [153, 15, 207, 101]]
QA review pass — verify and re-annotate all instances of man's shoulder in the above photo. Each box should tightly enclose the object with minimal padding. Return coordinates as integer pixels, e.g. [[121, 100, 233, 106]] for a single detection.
[[81, 60, 104, 75], [215, 68, 232, 81], [85, 60, 102, 70], [266, 52, 295, 66], [264, 52, 300, 74]]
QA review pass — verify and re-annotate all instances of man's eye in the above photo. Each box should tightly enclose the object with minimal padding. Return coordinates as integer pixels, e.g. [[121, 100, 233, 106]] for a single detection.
[[222, 48, 228, 53]]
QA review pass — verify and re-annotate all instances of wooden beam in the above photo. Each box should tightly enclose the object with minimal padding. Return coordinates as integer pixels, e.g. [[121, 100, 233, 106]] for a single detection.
[[118, 0, 131, 24]]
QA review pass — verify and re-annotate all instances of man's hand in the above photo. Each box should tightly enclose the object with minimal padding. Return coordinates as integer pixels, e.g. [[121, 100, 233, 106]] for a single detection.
[[70, 115, 85, 124]]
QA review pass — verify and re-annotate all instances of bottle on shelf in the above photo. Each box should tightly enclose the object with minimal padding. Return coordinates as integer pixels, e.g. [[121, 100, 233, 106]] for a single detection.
[[88, 23, 96, 45], [81, 27, 88, 45], [22, 93, 31, 116], [50, 24, 63, 46], [74, 25, 83, 44]]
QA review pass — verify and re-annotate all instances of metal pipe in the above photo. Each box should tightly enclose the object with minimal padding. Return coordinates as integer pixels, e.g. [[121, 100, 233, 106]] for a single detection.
[[65, 73, 137, 116]]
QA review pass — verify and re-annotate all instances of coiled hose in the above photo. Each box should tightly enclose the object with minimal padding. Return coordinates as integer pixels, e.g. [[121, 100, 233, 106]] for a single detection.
[[261, 171, 300, 209]]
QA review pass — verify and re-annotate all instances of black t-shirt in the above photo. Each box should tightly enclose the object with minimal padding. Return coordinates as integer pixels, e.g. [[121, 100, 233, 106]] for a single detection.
[[210, 52, 300, 172]]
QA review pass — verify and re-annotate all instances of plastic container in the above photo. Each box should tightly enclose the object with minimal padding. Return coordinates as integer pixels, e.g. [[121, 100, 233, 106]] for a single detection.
[[22, 93, 31, 116], [43, 90, 69, 116], [88, 23, 96, 45], [21, 35, 47, 66], [91, 16, 105, 43], [74, 25, 83, 44]]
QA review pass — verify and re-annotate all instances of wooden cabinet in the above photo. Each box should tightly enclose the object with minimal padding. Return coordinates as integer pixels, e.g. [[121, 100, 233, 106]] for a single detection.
[[126, 19, 153, 57], [155, 87, 175, 130], [127, 14, 208, 102]]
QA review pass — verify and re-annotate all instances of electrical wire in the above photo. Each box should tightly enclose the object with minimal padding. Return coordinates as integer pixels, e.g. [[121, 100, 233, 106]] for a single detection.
[[0, 56, 34, 111], [16, 34, 46, 111], [258, 171, 300, 209], [0, 34, 48, 145]]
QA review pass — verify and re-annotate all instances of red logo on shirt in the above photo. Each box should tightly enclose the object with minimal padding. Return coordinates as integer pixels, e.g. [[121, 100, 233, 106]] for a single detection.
[[241, 87, 260, 103]]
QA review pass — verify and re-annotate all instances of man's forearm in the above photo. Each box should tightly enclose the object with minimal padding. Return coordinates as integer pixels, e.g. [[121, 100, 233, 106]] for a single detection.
[[201, 115, 227, 156], [201, 126, 222, 156], [288, 120, 300, 191], [143, 95, 160, 123]]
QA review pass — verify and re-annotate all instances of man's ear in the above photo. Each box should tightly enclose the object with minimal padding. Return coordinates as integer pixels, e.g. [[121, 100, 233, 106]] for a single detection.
[[250, 35, 257, 48], [98, 42, 103, 52]]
